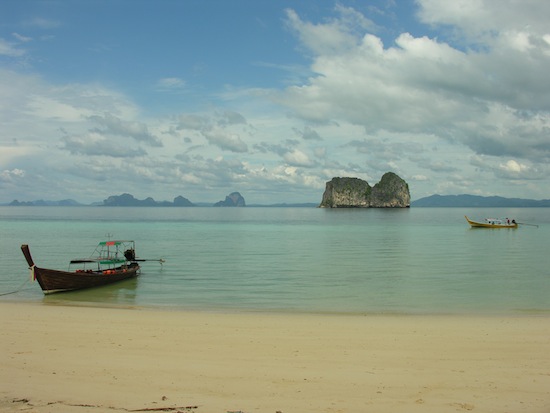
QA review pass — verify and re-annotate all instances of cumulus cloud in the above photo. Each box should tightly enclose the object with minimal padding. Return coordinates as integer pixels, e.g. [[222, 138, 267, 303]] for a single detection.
[[285, 5, 376, 56], [176, 114, 209, 131], [470, 155, 547, 182], [23, 17, 60, 29], [89, 113, 163, 147], [495, 159, 544, 180], [12, 33, 32, 43], [295, 126, 322, 141], [218, 110, 247, 126], [61, 132, 146, 158], [0, 37, 25, 56], [28, 95, 94, 121], [278, 1, 550, 165], [283, 149, 314, 167], [3, 1, 550, 203], [1, 168, 25, 180], [173, 156, 249, 190], [202, 128, 248, 153], [417, 0, 550, 43], [156, 77, 186, 91]]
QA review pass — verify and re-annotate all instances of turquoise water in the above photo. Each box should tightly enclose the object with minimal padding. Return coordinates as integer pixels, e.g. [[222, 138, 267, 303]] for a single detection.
[[1, 206, 549, 315]]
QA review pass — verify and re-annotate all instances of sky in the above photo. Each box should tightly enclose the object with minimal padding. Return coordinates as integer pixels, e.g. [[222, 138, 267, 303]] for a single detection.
[[1, 0, 550, 204]]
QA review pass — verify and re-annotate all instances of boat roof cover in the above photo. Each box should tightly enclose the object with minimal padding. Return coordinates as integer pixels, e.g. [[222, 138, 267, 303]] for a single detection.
[[98, 240, 134, 246], [70, 240, 135, 264]]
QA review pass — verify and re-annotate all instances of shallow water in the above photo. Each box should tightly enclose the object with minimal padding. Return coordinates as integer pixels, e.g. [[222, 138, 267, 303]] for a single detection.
[[1, 206, 549, 315]]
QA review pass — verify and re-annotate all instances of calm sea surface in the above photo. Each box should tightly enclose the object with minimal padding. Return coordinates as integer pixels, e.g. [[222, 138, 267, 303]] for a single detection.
[[1, 206, 549, 315]]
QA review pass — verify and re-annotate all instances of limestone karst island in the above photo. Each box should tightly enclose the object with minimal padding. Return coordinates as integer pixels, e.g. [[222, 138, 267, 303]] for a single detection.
[[319, 172, 410, 208]]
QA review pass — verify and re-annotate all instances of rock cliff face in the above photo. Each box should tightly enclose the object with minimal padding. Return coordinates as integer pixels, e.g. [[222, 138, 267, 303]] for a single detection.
[[319, 173, 410, 208], [173, 195, 194, 207], [213, 192, 246, 207]]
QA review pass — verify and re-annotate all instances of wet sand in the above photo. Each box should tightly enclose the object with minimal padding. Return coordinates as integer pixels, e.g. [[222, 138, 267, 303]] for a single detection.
[[1, 302, 549, 413]]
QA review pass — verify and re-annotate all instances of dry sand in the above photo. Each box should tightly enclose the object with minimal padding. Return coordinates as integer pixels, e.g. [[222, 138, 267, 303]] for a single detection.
[[1, 302, 549, 413]]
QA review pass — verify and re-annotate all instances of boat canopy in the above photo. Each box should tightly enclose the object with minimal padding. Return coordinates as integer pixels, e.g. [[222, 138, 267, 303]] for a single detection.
[[98, 240, 135, 246], [70, 240, 136, 265]]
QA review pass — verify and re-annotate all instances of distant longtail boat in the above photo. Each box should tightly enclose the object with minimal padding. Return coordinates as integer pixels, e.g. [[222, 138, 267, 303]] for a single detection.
[[464, 216, 518, 228]]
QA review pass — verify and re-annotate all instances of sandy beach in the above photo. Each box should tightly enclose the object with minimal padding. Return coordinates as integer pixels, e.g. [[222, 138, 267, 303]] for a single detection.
[[1, 302, 549, 413]]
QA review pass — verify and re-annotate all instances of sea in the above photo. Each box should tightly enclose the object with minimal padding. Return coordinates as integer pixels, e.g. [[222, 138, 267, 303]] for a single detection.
[[1, 206, 549, 316]]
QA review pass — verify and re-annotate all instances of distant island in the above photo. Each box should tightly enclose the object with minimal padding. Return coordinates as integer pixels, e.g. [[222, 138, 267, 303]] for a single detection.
[[8, 199, 83, 207], [6, 192, 297, 207], [103, 193, 195, 207], [103, 192, 248, 207], [213, 192, 245, 207], [5, 192, 550, 208]]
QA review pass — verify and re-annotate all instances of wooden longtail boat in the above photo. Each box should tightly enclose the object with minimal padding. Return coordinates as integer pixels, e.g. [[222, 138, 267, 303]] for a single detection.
[[21, 240, 141, 294], [464, 216, 518, 228]]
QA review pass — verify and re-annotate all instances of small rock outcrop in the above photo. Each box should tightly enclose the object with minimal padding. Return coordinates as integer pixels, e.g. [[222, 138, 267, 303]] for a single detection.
[[213, 192, 246, 207], [319, 172, 410, 208], [173, 195, 194, 207]]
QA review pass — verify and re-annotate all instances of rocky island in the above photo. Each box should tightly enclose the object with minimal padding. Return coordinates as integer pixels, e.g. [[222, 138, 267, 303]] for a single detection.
[[319, 172, 410, 208], [213, 192, 246, 207]]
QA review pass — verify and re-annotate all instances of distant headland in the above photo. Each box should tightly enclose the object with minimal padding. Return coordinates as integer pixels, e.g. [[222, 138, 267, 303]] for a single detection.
[[410, 194, 550, 207]]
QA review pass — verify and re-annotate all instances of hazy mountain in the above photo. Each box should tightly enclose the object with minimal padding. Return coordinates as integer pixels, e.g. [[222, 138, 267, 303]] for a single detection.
[[102, 193, 195, 207], [8, 199, 82, 206], [412, 194, 550, 207]]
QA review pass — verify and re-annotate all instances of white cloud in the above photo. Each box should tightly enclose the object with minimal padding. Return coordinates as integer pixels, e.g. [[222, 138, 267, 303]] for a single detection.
[[2, 2, 550, 203], [23, 17, 60, 29], [202, 128, 248, 153], [417, 0, 550, 40], [278, 2, 550, 166], [0, 38, 25, 56], [176, 114, 209, 131], [61, 131, 146, 158], [156, 77, 186, 91], [27, 95, 93, 121], [296, 126, 322, 141], [12, 32, 32, 43], [89, 113, 163, 147], [218, 110, 247, 126], [283, 149, 314, 167], [501, 160, 524, 173], [287, 10, 355, 54], [1, 168, 25, 180]]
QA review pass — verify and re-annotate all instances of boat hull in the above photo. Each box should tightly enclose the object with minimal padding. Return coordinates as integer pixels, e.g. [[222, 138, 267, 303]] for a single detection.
[[33, 264, 140, 294], [464, 216, 518, 228], [22, 243, 141, 294]]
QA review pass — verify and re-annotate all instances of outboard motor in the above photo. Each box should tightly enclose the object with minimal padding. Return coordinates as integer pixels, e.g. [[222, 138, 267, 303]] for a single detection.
[[124, 249, 136, 261]]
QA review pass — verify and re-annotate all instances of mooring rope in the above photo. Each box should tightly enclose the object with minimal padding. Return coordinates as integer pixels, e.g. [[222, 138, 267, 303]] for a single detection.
[[0, 277, 31, 296]]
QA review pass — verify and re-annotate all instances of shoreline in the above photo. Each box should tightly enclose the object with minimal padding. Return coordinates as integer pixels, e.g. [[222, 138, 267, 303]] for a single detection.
[[5, 292, 550, 317], [2, 302, 550, 413]]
